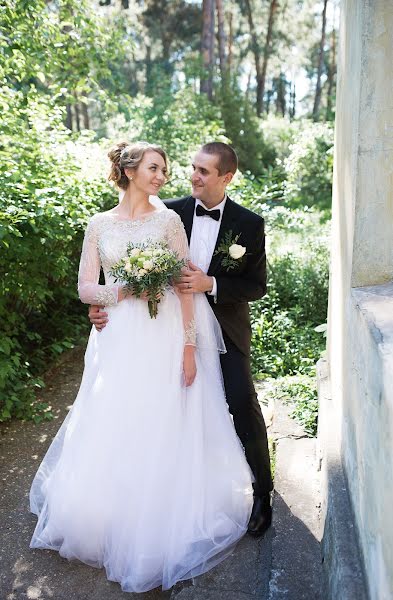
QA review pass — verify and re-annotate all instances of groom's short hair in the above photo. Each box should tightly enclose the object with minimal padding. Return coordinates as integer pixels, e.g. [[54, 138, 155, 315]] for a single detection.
[[201, 142, 238, 176]]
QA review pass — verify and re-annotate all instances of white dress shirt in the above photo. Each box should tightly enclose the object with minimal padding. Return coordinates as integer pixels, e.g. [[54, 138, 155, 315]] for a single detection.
[[189, 195, 227, 298]]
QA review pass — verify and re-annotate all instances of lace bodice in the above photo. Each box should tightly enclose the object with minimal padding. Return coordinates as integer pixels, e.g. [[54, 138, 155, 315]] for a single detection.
[[78, 207, 196, 345]]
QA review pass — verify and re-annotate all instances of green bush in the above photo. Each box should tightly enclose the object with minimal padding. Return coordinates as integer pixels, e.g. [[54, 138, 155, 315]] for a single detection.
[[103, 88, 228, 199], [229, 168, 286, 213], [250, 218, 329, 379], [250, 295, 325, 379], [271, 376, 318, 436], [268, 242, 330, 326], [0, 86, 113, 421], [260, 115, 298, 162], [0, 78, 331, 424], [218, 83, 277, 175], [283, 121, 334, 210]]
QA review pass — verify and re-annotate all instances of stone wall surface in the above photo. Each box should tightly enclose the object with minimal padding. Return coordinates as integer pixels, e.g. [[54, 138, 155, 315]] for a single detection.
[[349, 285, 393, 599], [321, 1, 393, 599], [351, 0, 393, 287]]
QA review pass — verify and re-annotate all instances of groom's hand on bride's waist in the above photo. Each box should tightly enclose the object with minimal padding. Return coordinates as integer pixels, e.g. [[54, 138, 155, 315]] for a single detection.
[[89, 291, 161, 331], [89, 305, 108, 331], [177, 262, 213, 294]]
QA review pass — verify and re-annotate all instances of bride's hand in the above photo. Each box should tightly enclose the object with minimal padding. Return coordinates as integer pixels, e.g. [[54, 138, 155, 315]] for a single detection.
[[183, 346, 197, 387], [117, 287, 128, 302], [118, 289, 160, 302], [139, 291, 162, 301]]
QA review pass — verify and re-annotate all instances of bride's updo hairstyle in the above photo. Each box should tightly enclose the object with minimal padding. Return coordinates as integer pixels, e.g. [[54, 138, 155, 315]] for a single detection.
[[108, 141, 168, 190]]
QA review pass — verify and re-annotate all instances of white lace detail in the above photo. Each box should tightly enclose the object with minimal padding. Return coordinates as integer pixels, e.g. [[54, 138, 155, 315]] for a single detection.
[[184, 318, 197, 346], [93, 288, 118, 306], [78, 210, 169, 305], [77, 208, 196, 344]]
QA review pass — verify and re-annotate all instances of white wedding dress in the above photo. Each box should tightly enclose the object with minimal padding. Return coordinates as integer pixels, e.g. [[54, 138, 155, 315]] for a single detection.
[[29, 200, 253, 593]]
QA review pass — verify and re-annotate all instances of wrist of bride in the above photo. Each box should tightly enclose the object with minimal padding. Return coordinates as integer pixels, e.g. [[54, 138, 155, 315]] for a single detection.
[[184, 344, 196, 353], [118, 286, 128, 302]]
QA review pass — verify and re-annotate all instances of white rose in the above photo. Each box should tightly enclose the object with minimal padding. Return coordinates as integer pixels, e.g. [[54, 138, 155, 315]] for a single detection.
[[131, 248, 141, 257], [138, 268, 147, 276], [124, 262, 132, 273], [228, 244, 246, 259], [143, 260, 153, 271]]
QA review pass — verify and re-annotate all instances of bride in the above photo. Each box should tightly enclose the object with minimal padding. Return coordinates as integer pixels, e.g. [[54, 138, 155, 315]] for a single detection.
[[29, 141, 253, 593]]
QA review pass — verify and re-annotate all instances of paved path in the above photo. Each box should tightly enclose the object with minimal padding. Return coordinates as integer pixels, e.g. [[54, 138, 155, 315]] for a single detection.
[[0, 349, 319, 600]]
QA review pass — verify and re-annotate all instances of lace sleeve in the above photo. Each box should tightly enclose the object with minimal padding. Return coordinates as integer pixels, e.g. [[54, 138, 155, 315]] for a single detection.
[[77, 215, 120, 306], [166, 211, 196, 347]]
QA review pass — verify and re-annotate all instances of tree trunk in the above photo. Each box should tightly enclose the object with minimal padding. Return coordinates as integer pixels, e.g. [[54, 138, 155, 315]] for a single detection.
[[201, 0, 215, 99], [275, 73, 286, 116], [244, 0, 262, 115], [145, 44, 152, 95], [245, 69, 252, 102], [227, 9, 233, 76], [74, 105, 81, 132], [73, 92, 81, 132], [289, 81, 296, 120], [162, 36, 172, 75], [260, 0, 279, 115], [313, 0, 328, 121], [326, 22, 336, 120], [65, 103, 72, 131], [266, 88, 273, 114], [216, 0, 227, 83], [208, 0, 215, 91], [81, 102, 89, 129]]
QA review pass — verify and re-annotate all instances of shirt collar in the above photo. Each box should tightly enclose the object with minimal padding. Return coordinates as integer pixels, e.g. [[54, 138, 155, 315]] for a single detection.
[[194, 193, 227, 216]]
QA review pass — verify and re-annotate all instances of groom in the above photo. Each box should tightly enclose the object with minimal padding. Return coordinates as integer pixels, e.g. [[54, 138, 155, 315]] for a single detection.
[[89, 142, 273, 536]]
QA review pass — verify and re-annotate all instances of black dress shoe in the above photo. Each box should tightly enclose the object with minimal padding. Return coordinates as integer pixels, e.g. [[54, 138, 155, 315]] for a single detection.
[[247, 494, 272, 537]]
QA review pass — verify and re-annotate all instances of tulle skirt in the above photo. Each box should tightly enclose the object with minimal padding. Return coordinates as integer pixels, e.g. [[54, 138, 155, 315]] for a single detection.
[[29, 290, 253, 593]]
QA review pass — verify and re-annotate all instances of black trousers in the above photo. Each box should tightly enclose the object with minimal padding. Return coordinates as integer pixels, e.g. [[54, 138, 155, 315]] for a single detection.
[[220, 333, 273, 498]]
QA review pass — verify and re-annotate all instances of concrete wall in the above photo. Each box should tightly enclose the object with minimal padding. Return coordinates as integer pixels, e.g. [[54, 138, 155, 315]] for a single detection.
[[320, 1, 393, 598]]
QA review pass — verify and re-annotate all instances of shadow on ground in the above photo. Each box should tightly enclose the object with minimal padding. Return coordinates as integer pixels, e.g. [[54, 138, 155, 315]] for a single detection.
[[268, 492, 321, 599]]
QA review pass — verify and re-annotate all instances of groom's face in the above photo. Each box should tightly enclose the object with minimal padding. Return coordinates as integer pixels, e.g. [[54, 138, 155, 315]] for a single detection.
[[191, 151, 229, 205]]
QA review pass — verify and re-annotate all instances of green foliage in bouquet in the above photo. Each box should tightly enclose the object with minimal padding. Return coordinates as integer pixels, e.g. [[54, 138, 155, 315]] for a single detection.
[[110, 240, 185, 318]]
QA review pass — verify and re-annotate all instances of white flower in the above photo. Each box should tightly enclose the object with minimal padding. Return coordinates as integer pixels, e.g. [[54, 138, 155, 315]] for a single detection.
[[131, 248, 141, 257], [228, 244, 246, 259], [138, 268, 147, 276], [124, 262, 132, 273], [143, 260, 153, 271]]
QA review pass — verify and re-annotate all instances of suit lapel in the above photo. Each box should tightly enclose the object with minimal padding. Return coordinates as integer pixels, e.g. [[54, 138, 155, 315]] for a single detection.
[[207, 197, 238, 276], [179, 196, 195, 244]]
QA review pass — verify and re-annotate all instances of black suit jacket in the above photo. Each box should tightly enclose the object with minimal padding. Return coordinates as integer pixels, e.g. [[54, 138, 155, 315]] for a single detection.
[[165, 196, 267, 356]]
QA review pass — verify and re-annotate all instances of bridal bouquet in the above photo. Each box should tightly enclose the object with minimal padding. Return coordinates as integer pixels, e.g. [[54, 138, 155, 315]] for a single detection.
[[110, 240, 185, 318]]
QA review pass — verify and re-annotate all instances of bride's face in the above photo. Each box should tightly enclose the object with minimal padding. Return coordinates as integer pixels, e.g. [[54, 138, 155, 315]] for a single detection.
[[128, 151, 167, 195]]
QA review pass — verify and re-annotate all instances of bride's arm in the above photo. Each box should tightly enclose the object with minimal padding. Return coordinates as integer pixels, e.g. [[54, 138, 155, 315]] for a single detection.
[[78, 216, 124, 306], [166, 212, 197, 387]]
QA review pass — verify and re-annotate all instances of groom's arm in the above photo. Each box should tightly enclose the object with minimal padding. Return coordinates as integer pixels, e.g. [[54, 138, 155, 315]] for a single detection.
[[214, 218, 266, 304]]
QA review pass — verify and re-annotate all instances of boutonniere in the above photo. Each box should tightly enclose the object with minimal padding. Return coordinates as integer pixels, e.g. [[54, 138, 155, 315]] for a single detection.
[[214, 230, 246, 271]]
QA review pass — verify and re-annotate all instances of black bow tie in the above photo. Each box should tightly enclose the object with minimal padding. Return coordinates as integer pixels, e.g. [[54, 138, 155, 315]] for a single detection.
[[195, 204, 221, 221]]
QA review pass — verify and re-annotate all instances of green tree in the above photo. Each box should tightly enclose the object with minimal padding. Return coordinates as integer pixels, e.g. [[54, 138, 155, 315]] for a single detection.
[[0, 0, 129, 130]]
